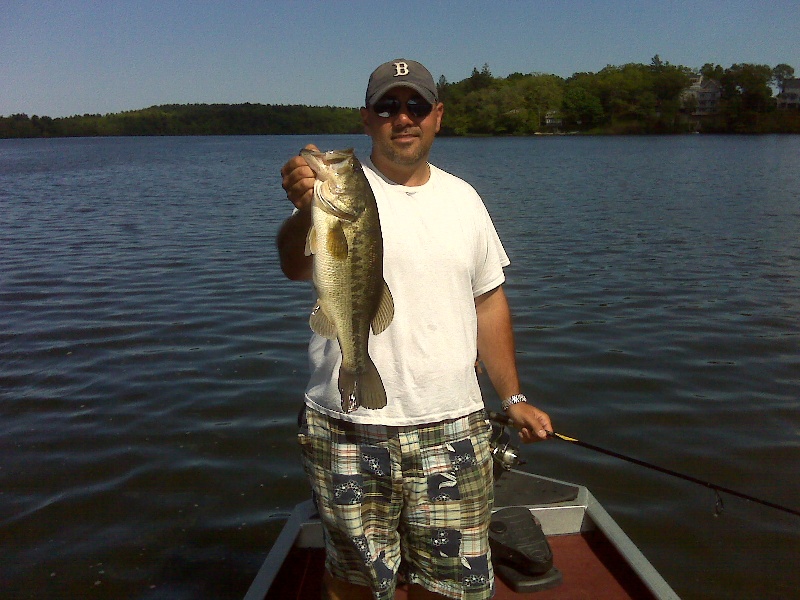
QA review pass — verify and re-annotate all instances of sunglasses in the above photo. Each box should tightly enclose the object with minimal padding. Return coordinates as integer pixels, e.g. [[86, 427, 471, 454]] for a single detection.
[[371, 96, 434, 119]]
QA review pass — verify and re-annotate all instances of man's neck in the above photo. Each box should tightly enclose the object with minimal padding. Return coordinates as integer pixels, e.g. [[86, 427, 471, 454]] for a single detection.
[[370, 154, 431, 187]]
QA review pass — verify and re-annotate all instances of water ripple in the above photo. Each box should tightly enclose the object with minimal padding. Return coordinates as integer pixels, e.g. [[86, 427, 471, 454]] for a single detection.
[[2, 135, 799, 600]]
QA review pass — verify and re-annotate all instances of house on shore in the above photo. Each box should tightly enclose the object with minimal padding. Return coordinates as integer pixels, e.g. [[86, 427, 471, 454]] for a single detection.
[[545, 110, 562, 128], [777, 78, 800, 110], [681, 76, 722, 115]]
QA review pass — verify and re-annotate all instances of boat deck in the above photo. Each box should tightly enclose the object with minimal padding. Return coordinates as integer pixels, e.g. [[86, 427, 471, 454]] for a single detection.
[[264, 530, 657, 599]]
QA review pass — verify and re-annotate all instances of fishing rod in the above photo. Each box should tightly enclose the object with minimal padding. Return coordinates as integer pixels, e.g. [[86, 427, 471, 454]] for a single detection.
[[547, 430, 800, 518], [486, 411, 800, 518]]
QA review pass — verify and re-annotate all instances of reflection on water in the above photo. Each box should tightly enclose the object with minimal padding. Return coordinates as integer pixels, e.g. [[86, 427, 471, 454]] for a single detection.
[[1, 135, 799, 600]]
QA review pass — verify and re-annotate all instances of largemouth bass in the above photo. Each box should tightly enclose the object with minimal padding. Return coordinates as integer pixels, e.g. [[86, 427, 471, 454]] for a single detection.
[[302, 148, 394, 413]]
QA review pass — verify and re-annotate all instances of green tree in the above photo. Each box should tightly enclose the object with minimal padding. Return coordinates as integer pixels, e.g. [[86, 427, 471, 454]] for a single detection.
[[719, 63, 775, 132], [700, 63, 725, 81], [650, 61, 692, 131], [561, 80, 604, 130], [516, 74, 564, 131], [721, 63, 774, 111], [772, 64, 795, 93], [467, 63, 494, 92], [436, 75, 450, 102]]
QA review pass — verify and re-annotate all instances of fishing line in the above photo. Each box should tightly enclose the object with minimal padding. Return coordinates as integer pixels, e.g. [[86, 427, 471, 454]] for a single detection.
[[546, 431, 800, 518]]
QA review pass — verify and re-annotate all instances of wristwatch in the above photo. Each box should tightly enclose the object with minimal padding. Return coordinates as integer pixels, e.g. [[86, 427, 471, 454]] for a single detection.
[[502, 393, 528, 412]]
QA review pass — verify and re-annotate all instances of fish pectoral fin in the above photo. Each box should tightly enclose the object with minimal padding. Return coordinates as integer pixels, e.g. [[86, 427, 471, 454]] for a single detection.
[[326, 222, 349, 260], [371, 281, 395, 335], [304, 226, 317, 257], [309, 302, 338, 340]]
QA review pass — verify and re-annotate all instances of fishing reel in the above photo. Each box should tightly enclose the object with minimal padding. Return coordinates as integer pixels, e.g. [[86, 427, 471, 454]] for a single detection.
[[487, 410, 525, 478]]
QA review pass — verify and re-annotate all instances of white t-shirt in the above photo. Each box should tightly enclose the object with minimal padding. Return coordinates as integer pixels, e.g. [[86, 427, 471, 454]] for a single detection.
[[303, 158, 510, 425]]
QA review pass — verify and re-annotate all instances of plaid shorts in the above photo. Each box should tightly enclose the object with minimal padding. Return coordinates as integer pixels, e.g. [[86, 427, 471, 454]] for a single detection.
[[298, 406, 495, 600]]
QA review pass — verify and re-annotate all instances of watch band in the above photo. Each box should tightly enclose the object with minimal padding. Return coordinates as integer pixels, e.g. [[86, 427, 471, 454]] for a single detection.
[[502, 393, 528, 411]]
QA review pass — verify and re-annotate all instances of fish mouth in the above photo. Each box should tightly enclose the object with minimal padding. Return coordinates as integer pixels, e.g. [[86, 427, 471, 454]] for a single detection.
[[301, 148, 354, 177]]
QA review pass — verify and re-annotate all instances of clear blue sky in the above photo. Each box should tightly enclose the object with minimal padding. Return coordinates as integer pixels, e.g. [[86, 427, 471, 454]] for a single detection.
[[2, 0, 798, 118]]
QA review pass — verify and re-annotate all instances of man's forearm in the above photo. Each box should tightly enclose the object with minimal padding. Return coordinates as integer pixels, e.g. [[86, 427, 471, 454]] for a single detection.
[[476, 285, 553, 441], [277, 209, 313, 281]]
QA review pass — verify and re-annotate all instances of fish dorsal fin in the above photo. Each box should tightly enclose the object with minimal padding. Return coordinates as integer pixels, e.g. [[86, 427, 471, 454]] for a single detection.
[[304, 226, 317, 257], [309, 302, 338, 340], [371, 281, 394, 335], [326, 221, 348, 260]]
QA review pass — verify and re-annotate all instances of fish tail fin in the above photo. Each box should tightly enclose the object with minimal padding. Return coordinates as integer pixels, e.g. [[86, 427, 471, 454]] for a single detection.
[[338, 368, 359, 413], [338, 359, 387, 413], [358, 358, 388, 410]]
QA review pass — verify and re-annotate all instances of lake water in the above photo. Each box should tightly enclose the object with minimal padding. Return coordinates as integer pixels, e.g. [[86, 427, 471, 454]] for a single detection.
[[1, 134, 798, 600]]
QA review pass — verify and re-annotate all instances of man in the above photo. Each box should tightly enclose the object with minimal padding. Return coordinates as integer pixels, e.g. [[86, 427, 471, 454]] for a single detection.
[[278, 59, 552, 600]]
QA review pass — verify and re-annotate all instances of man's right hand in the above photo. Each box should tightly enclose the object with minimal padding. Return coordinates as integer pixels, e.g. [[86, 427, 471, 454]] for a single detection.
[[280, 144, 319, 211]]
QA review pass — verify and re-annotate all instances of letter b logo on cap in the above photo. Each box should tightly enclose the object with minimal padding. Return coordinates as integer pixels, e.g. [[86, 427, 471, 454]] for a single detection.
[[393, 62, 409, 77]]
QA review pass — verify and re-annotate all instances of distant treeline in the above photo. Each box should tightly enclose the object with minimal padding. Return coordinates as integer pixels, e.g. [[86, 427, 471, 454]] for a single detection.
[[436, 58, 799, 135], [0, 104, 363, 138], [2, 57, 799, 138]]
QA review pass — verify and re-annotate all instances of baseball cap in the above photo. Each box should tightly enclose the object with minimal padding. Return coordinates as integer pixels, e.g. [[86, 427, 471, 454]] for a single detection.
[[365, 59, 438, 107]]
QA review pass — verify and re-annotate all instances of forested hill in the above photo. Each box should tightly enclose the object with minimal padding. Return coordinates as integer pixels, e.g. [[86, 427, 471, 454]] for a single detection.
[[2, 58, 799, 137], [0, 104, 363, 138]]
